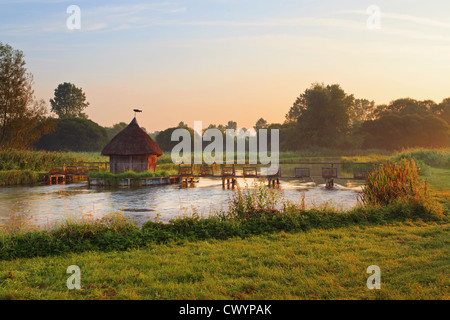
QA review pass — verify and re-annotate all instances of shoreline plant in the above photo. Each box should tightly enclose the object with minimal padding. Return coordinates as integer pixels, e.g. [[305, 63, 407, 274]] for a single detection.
[[87, 170, 178, 186], [359, 158, 444, 218]]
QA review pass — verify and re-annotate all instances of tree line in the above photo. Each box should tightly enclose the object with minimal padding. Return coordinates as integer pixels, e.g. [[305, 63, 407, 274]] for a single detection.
[[1, 43, 449, 152], [279, 83, 449, 150], [155, 84, 449, 151]]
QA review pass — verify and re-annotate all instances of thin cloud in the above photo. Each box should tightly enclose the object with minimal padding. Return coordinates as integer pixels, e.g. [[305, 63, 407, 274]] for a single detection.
[[338, 9, 450, 28], [0, 2, 186, 35], [86, 22, 108, 31]]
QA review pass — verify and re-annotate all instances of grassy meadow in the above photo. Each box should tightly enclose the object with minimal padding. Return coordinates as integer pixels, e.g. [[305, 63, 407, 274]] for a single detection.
[[0, 221, 448, 300]]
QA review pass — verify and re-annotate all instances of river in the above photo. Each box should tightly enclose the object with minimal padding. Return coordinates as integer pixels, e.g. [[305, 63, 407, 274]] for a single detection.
[[0, 178, 364, 231]]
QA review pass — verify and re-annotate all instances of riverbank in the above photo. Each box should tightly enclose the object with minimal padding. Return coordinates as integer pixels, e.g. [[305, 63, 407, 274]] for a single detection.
[[0, 221, 448, 300]]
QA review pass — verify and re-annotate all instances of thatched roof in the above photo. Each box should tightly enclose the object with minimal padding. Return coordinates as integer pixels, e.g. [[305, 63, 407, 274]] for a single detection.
[[101, 118, 163, 157]]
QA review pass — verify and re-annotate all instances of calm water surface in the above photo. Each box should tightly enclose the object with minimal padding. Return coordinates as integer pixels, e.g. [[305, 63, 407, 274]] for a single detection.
[[0, 178, 364, 230]]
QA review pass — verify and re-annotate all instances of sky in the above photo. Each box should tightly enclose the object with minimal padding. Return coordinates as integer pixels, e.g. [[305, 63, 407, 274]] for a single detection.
[[1, 0, 450, 132]]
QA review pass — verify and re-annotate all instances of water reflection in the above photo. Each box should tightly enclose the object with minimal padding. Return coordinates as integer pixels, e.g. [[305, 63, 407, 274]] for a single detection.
[[0, 178, 364, 230]]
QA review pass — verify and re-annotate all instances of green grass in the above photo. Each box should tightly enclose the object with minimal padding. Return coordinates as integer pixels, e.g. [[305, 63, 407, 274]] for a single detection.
[[0, 222, 448, 300], [426, 167, 450, 210]]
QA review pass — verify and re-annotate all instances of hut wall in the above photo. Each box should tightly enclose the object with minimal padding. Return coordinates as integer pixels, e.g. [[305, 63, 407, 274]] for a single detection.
[[146, 155, 157, 172], [110, 155, 157, 173]]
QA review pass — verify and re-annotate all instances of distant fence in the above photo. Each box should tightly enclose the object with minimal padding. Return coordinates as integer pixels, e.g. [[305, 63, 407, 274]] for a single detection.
[[177, 162, 377, 180]]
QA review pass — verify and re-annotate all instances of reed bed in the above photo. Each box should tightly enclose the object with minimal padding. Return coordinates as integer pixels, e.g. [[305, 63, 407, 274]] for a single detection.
[[0, 170, 42, 186], [87, 170, 178, 186], [0, 149, 106, 171]]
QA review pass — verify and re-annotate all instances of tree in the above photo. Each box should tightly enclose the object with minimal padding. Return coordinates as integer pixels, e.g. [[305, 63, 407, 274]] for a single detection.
[[217, 124, 226, 133], [373, 98, 434, 118], [226, 121, 237, 130], [105, 122, 127, 140], [50, 82, 89, 118], [35, 118, 108, 151], [432, 98, 450, 124], [7, 99, 55, 149], [0, 43, 53, 149], [254, 118, 268, 131], [156, 126, 195, 152], [359, 114, 449, 150], [285, 100, 302, 123], [354, 99, 376, 123], [294, 83, 355, 147]]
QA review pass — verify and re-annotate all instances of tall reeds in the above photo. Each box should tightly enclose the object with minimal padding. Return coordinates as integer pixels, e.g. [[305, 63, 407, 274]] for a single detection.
[[359, 158, 444, 217], [227, 182, 282, 219], [0, 170, 41, 186], [0, 149, 106, 171]]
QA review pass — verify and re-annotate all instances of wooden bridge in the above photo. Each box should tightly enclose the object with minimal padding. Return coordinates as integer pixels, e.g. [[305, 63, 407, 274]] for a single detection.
[[46, 161, 374, 188], [44, 162, 109, 185], [176, 162, 375, 189]]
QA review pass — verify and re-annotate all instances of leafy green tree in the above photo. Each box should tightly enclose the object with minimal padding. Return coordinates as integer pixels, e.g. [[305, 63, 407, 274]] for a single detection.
[[0, 43, 53, 149], [226, 121, 237, 130], [217, 124, 226, 133], [373, 98, 434, 118], [294, 83, 355, 147], [254, 118, 268, 131], [432, 98, 450, 124], [354, 99, 376, 123], [105, 122, 127, 140], [35, 118, 108, 151], [156, 126, 195, 152], [285, 100, 302, 123], [360, 114, 449, 150], [50, 82, 89, 118]]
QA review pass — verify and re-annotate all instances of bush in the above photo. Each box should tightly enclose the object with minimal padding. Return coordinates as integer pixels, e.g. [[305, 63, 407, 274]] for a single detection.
[[0, 170, 41, 186], [227, 182, 283, 220], [35, 118, 109, 152], [360, 114, 450, 150], [392, 149, 450, 169], [87, 170, 178, 186], [359, 158, 444, 218]]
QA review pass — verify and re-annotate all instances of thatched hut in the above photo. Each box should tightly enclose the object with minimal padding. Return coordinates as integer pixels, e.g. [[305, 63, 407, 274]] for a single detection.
[[101, 117, 163, 173]]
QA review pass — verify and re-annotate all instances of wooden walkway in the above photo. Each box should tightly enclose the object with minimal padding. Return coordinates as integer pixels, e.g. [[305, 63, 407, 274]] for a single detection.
[[44, 162, 108, 185], [47, 162, 374, 189], [177, 162, 375, 189]]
